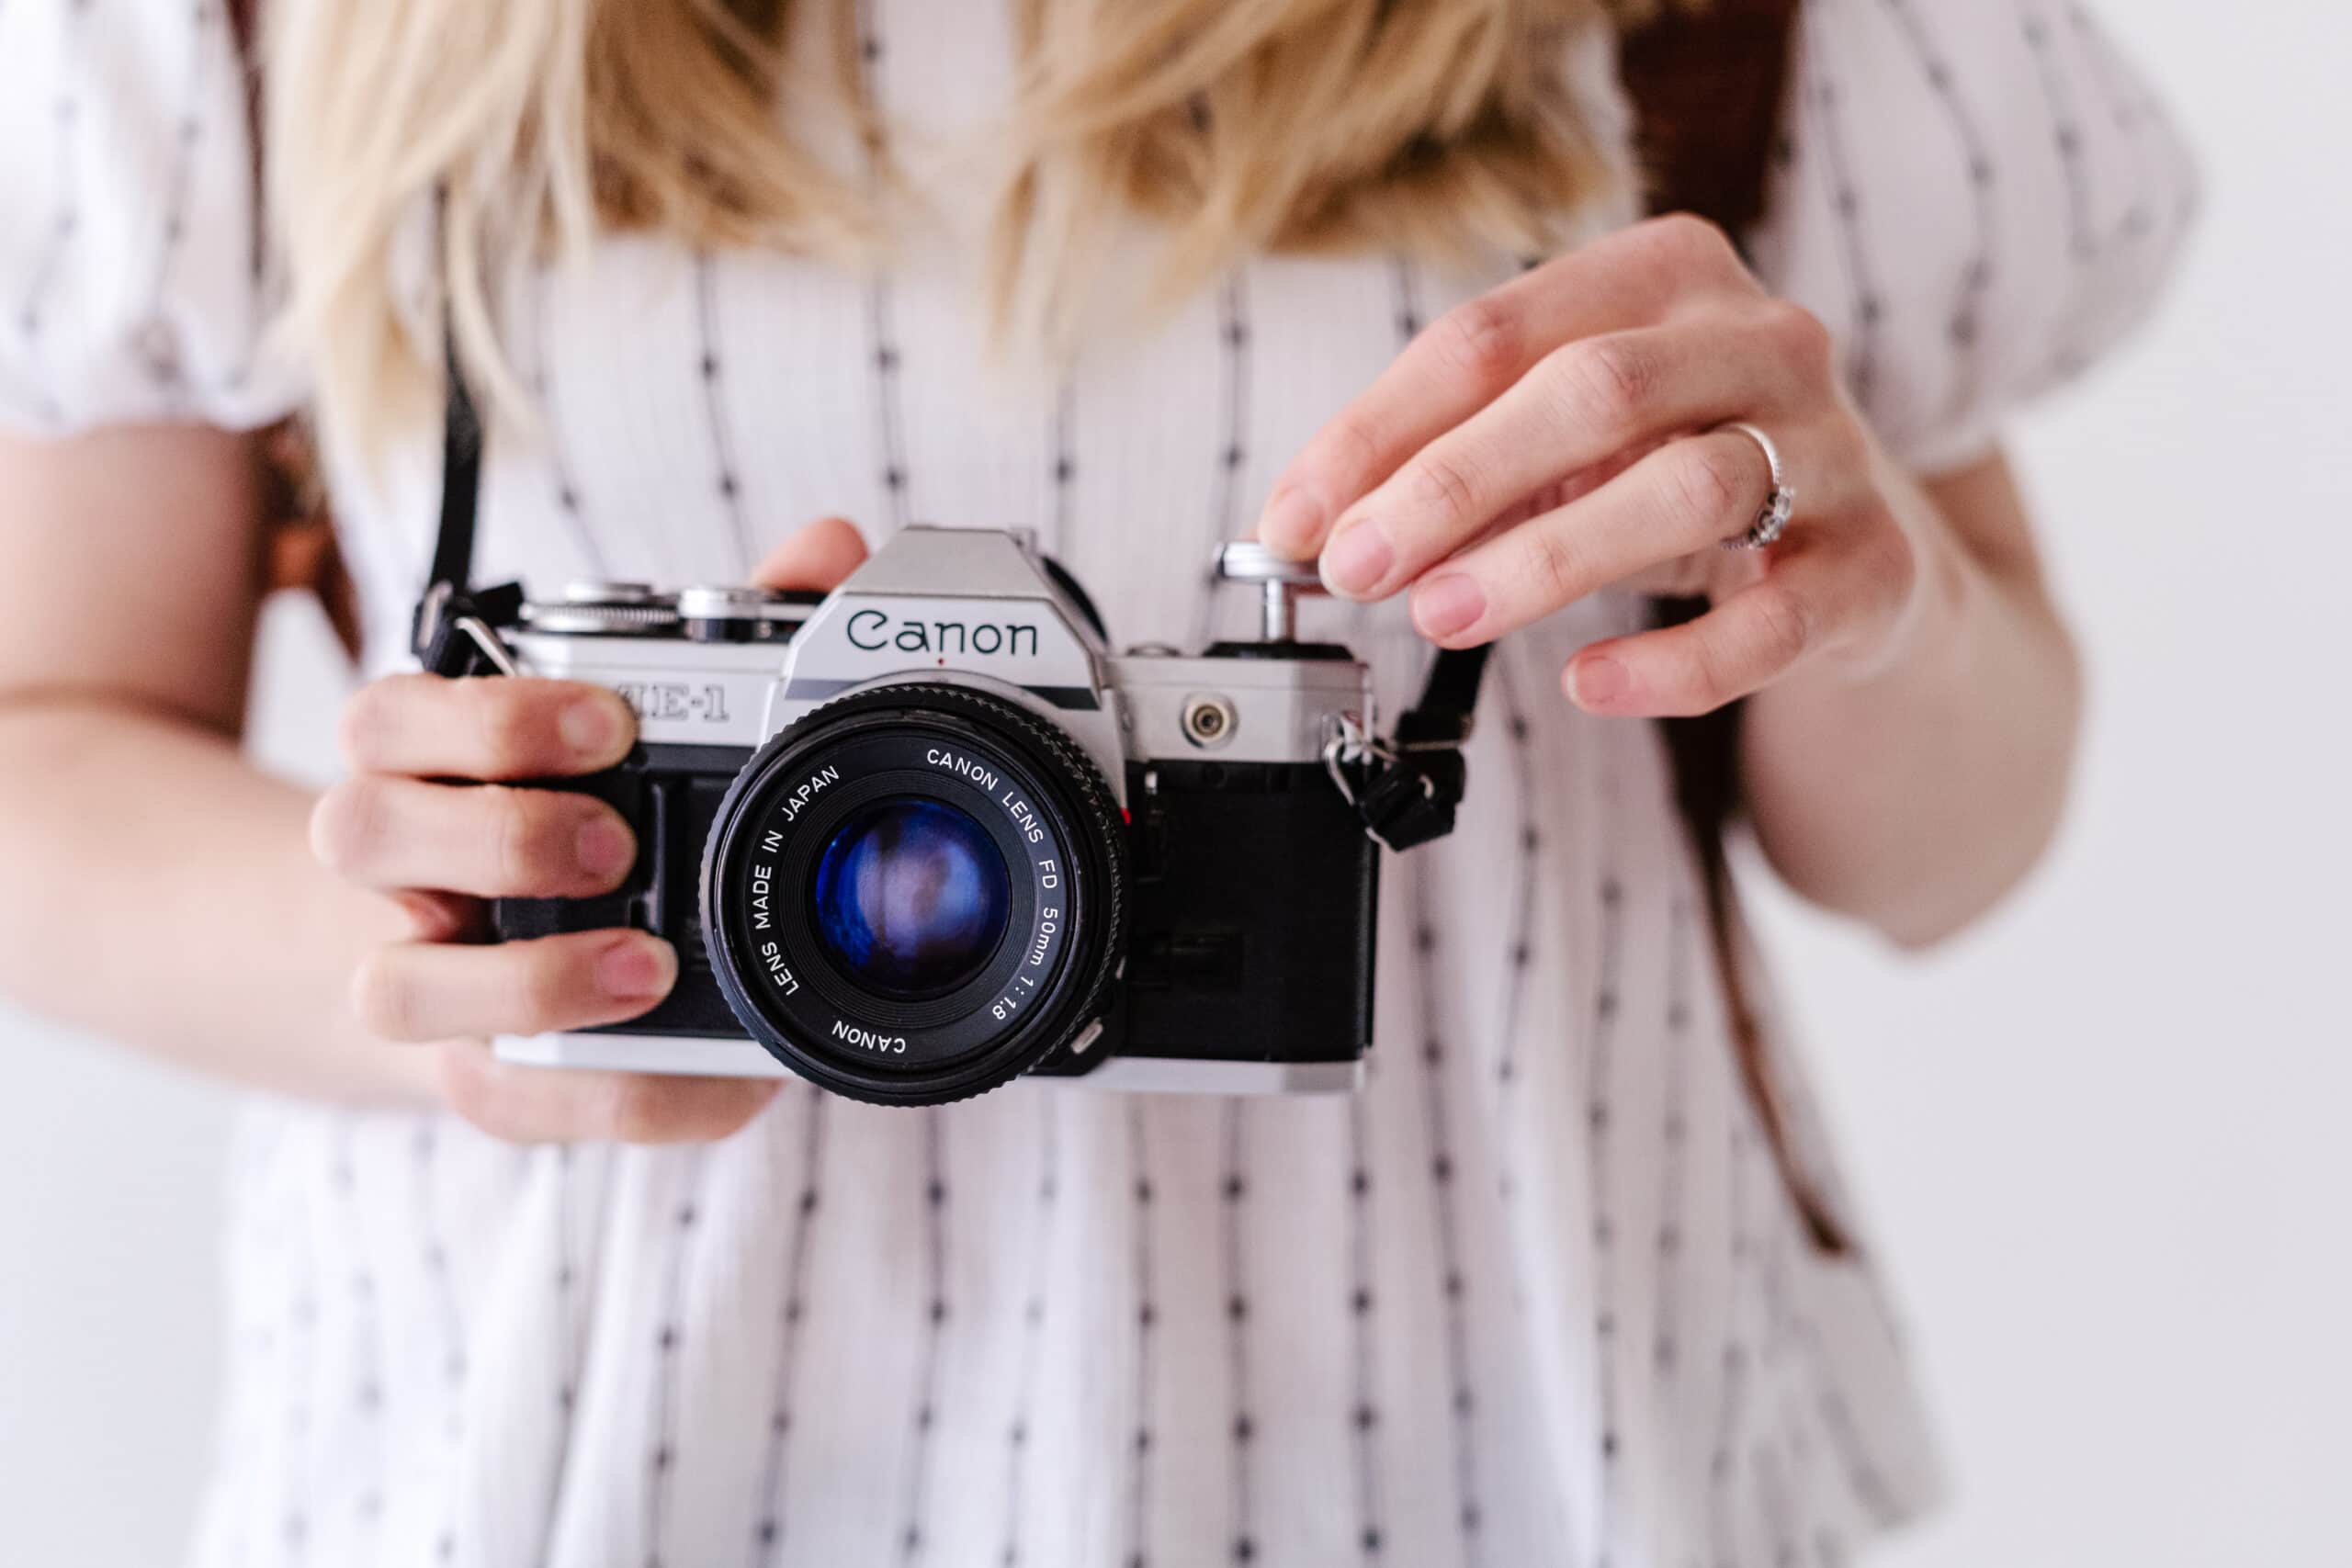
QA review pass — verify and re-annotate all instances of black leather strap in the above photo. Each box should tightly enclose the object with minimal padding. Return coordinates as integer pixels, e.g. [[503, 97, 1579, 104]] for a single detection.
[[411, 322, 526, 676], [1353, 643, 1488, 852]]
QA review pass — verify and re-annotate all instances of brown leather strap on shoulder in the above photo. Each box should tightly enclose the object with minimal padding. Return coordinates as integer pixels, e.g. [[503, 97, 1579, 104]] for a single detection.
[[1617, 0, 1802, 237]]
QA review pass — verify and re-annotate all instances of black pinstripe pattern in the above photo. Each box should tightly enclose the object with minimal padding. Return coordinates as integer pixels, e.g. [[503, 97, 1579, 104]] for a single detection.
[[752, 1088, 828, 1566], [1344, 1086, 1385, 1562], [539, 1145, 582, 1568], [1193, 274, 1252, 649], [17, 0, 91, 426], [1798, 0, 1884, 412], [998, 1096, 1059, 1568], [644, 1151, 708, 1568], [280, 1152, 320, 1564], [413, 1123, 465, 1563], [1652, 897, 1696, 1386], [1408, 860, 1484, 1566], [1752, 1439, 1798, 1568], [1877, 0, 1999, 411], [1491, 651, 1540, 1235], [1710, 1120, 1758, 1568], [528, 266, 611, 580], [1047, 379, 1077, 563], [2065, 5, 2160, 244], [898, 1111, 951, 1563], [854, 0, 910, 535], [694, 254, 754, 576], [1126, 1104, 1159, 1568], [2020, 2, 2097, 264], [1587, 844, 1628, 1568], [133, 0, 217, 399], [2018, 0, 2098, 378], [330, 1125, 385, 1527], [1219, 1103, 1256, 1563]]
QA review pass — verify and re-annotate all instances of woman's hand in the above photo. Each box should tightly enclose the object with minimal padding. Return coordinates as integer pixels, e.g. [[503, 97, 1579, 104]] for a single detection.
[[1255, 215, 1953, 716], [311, 515, 870, 1143]]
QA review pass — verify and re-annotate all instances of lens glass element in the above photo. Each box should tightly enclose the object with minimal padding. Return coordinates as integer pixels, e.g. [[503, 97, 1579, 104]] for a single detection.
[[809, 795, 1012, 999]]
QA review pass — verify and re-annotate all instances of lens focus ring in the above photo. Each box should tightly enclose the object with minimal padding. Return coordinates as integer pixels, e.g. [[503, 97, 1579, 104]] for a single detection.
[[699, 682, 1127, 1107]]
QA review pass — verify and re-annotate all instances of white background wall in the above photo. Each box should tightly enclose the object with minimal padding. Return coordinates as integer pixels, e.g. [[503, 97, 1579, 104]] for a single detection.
[[3, 3, 2346, 1562]]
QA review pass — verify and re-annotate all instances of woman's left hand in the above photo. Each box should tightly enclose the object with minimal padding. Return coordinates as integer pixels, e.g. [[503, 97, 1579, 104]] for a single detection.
[[1255, 215, 1946, 716]]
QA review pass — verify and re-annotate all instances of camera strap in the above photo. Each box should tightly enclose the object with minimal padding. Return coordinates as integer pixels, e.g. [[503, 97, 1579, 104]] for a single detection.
[[1330, 643, 1487, 852], [411, 329, 526, 678]]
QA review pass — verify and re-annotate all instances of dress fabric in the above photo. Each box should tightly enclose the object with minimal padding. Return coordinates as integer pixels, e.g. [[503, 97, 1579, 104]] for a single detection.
[[0, 2, 2195, 1565]]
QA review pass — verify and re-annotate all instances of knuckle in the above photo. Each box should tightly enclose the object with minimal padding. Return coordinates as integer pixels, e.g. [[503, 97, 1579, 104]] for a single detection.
[[1645, 212, 1738, 276], [1430, 295, 1525, 387], [351, 951, 422, 1041], [463, 680, 551, 774], [1400, 446, 1484, 532], [1317, 414, 1385, 488], [1518, 523, 1588, 606], [514, 943, 582, 1034], [334, 684, 391, 771], [1747, 580, 1816, 671], [600, 1076, 676, 1145], [482, 787, 567, 891], [1665, 439, 1753, 533], [311, 778, 390, 875], [1547, 335, 1660, 433], [1760, 299, 1835, 378]]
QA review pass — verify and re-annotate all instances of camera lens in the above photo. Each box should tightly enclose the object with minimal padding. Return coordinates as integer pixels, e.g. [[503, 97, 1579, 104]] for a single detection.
[[702, 683, 1127, 1106], [811, 796, 1012, 999]]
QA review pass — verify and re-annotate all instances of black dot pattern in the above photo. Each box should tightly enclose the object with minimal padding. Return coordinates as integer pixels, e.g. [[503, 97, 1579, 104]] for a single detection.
[[751, 1088, 827, 1564]]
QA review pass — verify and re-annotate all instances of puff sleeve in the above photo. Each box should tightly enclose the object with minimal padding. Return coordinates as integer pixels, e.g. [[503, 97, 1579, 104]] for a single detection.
[[1747, 0, 2200, 476], [0, 0, 302, 435]]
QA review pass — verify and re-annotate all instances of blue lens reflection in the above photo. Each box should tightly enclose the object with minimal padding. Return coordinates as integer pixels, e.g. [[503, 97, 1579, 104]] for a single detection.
[[811, 796, 1012, 999]]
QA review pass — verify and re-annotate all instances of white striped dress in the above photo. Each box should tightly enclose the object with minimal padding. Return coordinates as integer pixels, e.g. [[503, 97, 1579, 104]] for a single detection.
[[0, 2, 2196, 1565]]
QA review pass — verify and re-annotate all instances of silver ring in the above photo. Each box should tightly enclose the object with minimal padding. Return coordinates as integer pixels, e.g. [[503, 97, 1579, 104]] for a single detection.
[[1714, 422, 1797, 551]]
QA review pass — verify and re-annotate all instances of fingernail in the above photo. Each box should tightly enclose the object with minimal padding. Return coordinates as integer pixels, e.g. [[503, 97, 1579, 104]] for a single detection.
[[576, 817, 636, 880], [560, 695, 628, 759], [1569, 655, 1630, 709], [1412, 573, 1487, 641], [1258, 488, 1323, 557], [1321, 522, 1394, 598], [599, 936, 677, 1001]]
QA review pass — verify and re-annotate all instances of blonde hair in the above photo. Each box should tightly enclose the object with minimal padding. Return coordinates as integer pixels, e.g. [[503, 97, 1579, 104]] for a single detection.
[[266, 0, 1643, 451]]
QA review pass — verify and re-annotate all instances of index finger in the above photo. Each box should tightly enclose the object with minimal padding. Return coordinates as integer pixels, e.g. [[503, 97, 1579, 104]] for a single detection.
[[1252, 216, 1745, 560], [339, 673, 637, 781]]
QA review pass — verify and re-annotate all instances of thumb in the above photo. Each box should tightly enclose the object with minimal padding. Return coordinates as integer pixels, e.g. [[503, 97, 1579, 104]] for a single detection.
[[752, 516, 869, 593]]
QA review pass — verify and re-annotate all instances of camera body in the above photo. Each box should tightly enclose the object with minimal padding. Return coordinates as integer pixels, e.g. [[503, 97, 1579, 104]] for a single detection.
[[485, 527, 1379, 1104]]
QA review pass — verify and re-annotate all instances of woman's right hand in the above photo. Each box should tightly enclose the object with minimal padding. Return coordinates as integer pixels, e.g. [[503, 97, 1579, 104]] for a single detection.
[[311, 515, 869, 1144]]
